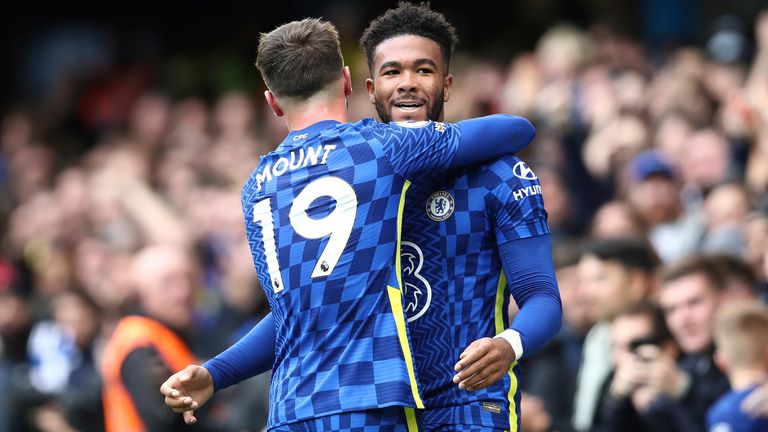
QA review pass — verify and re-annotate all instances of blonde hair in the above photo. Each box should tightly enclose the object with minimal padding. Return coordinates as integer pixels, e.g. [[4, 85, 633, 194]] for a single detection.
[[715, 301, 768, 368]]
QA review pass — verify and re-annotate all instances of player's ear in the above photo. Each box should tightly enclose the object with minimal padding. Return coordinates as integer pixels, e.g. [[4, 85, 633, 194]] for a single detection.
[[443, 73, 453, 103], [365, 78, 376, 105], [343, 66, 353, 97], [264, 90, 284, 117]]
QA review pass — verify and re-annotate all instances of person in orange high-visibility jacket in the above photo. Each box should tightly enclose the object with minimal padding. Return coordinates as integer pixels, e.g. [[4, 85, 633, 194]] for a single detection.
[[101, 245, 200, 432]]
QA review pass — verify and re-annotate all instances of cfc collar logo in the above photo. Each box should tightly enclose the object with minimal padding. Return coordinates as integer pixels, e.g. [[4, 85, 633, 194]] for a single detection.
[[426, 191, 454, 221], [513, 161, 537, 180]]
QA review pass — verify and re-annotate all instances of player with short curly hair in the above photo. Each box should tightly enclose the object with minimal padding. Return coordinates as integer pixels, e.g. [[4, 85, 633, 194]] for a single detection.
[[360, 2, 562, 431]]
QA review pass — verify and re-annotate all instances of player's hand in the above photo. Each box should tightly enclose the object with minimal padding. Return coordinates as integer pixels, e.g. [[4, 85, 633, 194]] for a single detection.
[[453, 337, 516, 391], [160, 365, 214, 425], [741, 381, 768, 418]]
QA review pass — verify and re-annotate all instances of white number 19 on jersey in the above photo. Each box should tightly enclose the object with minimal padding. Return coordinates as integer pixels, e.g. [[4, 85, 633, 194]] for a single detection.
[[252, 177, 358, 293]]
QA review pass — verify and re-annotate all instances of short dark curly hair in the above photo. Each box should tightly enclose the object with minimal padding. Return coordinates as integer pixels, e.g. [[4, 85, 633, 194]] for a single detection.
[[360, 2, 459, 72]]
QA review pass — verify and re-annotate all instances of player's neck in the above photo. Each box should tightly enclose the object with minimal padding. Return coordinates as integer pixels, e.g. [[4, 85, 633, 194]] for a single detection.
[[285, 95, 348, 132], [728, 367, 768, 391]]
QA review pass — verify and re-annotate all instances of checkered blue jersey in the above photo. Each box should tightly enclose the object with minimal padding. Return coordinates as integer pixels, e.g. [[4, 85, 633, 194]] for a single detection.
[[707, 387, 768, 432], [241, 118, 463, 428], [400, 155, 549, 429]]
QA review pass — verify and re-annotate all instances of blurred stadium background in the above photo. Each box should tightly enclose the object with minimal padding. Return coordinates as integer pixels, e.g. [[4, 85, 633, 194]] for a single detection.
[[1, 0, 767, 431]]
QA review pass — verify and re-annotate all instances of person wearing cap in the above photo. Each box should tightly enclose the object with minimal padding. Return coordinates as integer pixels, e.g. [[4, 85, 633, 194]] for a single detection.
[[626, 150, 703, 263]]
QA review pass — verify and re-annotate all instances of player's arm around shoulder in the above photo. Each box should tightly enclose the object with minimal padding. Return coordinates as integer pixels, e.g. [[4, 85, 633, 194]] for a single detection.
[[370, 119, 462, 179], [373, 114, 536, 178], [453, 114, 535, 163]]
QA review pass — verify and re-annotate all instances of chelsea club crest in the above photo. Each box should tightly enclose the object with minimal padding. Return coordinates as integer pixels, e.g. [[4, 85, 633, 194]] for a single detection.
[[426, 191, 454, 222]]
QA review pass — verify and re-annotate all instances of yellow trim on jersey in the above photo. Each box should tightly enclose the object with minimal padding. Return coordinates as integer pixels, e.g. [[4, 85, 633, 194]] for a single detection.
[[495, 271, 519, 432], [395, 180, 411, 290], [494, 271, 508, 333], [404, 407, 419, 431], [387, 286, 424, 408], [385, 180, 423, 409]]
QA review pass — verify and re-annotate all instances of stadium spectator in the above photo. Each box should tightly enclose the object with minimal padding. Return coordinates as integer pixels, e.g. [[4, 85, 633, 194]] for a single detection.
[[680, 129, 733, 196], [0, 263, 33, 432], [653, 255, 755, 430], [742, 212, 768, 291], [707, 301, 768, 432], [591, 200, 646, 239], [26, 289, 104, 432], [701, 183, 750, 256], [625, 150, 703, 263], [537, 166, 583, 246], [101, 244, 202, 432], [707, 254, 761, 302], [572, 237, 660, 431], [522, 242, 587, 432], [594, 301, 679, 432]]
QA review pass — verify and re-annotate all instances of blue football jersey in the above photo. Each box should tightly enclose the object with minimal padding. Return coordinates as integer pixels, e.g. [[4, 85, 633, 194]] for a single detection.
[[708, 387, 768, 432], [241, 118, 461, 428], [401, 155, 549, 430]]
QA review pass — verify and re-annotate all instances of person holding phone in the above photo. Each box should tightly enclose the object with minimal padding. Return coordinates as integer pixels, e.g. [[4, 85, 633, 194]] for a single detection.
[[592, 301, 680, 432], [573, 238, 661, 431]]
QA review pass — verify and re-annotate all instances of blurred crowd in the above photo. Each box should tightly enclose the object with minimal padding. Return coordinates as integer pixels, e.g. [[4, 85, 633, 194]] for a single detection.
[[1, 8, 768, 432], [500, 11, 768, 432]]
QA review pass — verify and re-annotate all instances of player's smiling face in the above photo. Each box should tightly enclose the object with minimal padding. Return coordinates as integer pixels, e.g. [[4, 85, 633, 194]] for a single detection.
[[366, 35, 452, 123]]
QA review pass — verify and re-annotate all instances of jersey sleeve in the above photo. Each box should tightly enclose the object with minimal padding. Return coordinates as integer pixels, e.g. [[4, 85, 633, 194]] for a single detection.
[[498, 236, 562, 358], [484, 156, 549, 244], [377, 114, 535, 178], [376, 120, 461, 177], [203, 313, 276, 391]]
